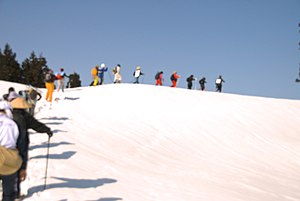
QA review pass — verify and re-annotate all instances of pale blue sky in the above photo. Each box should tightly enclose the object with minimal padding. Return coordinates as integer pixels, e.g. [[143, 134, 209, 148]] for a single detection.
[[0, 0, 299, 99]]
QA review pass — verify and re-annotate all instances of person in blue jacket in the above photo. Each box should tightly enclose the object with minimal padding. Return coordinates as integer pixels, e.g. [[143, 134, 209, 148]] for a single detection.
[[98, 63, 108, 85]]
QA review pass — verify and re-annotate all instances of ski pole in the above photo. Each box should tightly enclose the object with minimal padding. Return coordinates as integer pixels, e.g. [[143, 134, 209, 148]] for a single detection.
[[44, 136, 51, 190]]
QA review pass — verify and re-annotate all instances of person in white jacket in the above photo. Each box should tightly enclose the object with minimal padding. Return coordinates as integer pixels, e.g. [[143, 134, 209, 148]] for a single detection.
[[0, 100, 22, 201], [113, 64, 122, 84]]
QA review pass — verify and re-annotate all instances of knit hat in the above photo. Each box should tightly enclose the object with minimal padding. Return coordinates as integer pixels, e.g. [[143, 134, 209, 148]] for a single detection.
[[0, 146, 22, 175], [10, 97, 32, 109]]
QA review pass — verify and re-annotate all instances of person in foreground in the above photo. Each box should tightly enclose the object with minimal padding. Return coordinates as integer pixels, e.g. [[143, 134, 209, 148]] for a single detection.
[[0, 101, 23, 201], [9, 97, 53, 199]]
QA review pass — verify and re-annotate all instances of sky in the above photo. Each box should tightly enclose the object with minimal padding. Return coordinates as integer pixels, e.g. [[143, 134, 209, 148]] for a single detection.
[[1, 80, 300, 200], [0, 0, 299, 99]]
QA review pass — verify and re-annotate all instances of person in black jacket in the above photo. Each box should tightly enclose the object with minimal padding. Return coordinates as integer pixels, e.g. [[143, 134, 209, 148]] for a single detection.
[[215, 75, 225, 92], [199, 77, 207, 91], [9, 97, 53, 199], [186, 75, 195, 89]]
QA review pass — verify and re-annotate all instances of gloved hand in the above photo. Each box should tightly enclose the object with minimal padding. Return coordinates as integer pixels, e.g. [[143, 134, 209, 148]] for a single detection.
[[47, 131, 53, 138]]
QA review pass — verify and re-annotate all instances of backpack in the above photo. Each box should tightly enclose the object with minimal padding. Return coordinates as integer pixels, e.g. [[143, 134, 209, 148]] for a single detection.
[[45, 73, 51, 82], [170, 74, 175, 81], [155, 72, 160, 79], [216, 78, 222, 84], [0, 146, 22, 175], [112, 67, 117, 74]]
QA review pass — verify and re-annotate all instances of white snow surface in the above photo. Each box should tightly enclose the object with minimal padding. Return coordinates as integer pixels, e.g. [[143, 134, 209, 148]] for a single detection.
[[1, 80, 300, 201]]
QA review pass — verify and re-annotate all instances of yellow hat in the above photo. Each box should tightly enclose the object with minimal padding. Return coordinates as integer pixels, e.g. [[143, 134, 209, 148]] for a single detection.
[[0, 146, 22, 175], [10, 97, 32, 109], [136, 66, 141, 70]]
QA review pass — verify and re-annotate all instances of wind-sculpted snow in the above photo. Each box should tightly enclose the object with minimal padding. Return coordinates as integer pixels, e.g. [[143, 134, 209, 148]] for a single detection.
[[1, 81, 300, 201]]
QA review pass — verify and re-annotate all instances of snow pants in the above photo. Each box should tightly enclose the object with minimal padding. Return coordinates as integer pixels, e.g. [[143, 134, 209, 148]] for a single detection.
[[156, 79, 162, 86], [45, 82, 54, 102]]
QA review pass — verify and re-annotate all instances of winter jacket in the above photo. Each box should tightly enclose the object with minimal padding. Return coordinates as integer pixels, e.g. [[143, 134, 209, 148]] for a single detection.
[[0, 114, 19, 149], [12, 109, 51, 170], [98, 67, 108, 77]]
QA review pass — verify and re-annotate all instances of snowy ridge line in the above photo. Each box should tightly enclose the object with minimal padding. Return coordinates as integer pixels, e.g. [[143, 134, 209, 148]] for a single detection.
[[1, 81, 300, 201]]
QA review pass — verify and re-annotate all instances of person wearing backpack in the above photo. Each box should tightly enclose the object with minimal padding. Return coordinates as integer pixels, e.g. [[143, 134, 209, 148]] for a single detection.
[[0, 100, 23, 201], [199, 77, 207, 91], [45, 69, 57, 104], [215, 75, 225, 92], [98, 63, 108, 85], [56, 68, 68, 92], [113, 64, 122, 84], [155, 71, 163, 86], [9, 97, 53, 199], [133, 66, 144, 84], [186, 75, 195, 89], [170, 71, 180, 88]]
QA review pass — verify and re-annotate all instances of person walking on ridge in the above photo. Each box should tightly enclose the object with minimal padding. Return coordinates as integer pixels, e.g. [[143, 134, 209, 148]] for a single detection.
[[45, 69, 56, 104], [155, 71, 163, 86], [98, 63, 108, 85], [186, 75, 195, 89], [199, 77, 207, 91], [215, 75, 225, 92], [56, 68, 68, 92], [113, 64, 122, 84], [170, 71, 180, 88], [90, 65, 99, 86], [133, 66, 144, 84]]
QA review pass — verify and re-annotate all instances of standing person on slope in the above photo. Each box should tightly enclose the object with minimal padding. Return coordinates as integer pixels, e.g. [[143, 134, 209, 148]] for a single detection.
[[90, 65, 99, 86], [45, 69, 56, 105], [113, 64, 122, 84], [199, 77, 207, 91], [0, 101, 23, 201], [170, 71, 180, 88], [215, 75, 225, 92], [186, 75, 195, 89], [98, 63, 108, 85], [133, 66, 144, 84], [56, 68, 68, 92], [155, 71, 164, 86], [9, 97, 53, 199]]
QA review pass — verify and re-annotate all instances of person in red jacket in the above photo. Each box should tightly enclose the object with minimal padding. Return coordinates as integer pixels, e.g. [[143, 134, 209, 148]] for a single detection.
[[155, 71, 163, 86], [170, 71, 180, 88]]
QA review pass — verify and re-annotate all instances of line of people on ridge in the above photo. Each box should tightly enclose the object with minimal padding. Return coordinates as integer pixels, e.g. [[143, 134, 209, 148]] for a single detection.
[[89, 64, 225, 92], [1, 87, 54, 200]]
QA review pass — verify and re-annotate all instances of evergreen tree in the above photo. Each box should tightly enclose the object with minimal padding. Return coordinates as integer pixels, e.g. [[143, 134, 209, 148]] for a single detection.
[[0, 44, 21, 82], [21, 52, 48, 88], [68, 73, 81, 88]]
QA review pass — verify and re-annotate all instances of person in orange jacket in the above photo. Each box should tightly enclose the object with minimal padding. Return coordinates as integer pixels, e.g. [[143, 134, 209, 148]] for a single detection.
[[170, 71, 180, 87], [90, 65, 99, 86]]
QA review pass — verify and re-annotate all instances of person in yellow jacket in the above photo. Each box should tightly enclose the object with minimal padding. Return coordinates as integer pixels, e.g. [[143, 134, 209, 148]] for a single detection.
[[45, 69, 56, 103], [90, 65, 99, 86]]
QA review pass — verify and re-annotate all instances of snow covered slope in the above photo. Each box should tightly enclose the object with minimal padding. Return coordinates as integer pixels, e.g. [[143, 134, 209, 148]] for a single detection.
[[1, 81, 300, 201]]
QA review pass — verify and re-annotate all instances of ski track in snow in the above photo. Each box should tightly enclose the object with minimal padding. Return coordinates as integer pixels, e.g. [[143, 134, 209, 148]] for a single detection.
[[1, 81, 300, 201]]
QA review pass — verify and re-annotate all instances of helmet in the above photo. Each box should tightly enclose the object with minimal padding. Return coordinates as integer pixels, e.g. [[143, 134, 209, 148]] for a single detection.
[[100, 63, 105, 68], [136, 66, 141, 70]]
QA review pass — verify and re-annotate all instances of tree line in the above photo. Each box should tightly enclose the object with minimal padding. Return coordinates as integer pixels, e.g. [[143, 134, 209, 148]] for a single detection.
[[0, 43, 81, 88]]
